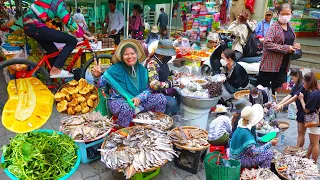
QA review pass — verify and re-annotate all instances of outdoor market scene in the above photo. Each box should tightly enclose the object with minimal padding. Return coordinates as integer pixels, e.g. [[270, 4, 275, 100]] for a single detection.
[[0, 0, 320, 179]]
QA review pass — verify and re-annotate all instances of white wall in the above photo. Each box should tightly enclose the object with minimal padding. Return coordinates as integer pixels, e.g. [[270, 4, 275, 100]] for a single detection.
[[252, 0, 268, 21]]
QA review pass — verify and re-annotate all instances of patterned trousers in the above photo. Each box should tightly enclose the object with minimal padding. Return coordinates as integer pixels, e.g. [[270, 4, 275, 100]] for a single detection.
[[108, 94, 166, 127]]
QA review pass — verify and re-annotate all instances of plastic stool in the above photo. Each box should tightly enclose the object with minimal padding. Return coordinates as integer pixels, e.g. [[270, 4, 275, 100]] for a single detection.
[[76, 138, 105, 164], [130, 168, 160, 180], [209, 145, 226, 155]]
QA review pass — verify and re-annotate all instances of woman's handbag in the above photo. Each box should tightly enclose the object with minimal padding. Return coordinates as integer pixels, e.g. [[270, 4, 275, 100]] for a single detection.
[[304, 109, 320, 128]]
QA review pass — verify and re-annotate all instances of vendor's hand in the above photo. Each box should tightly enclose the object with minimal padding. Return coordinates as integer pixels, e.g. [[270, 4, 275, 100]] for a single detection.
[[271, 138, 278, 146], [132, 98, 141, 106], [298, 92, 304, 101], [294, 43, 301, 49], [274, 104, 283, 112], [111, 29, 117, 35], [91, 58, 102, 77], [288, 46, 295, 53]]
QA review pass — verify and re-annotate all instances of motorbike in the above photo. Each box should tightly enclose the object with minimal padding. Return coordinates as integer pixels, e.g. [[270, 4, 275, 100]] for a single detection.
[[201, 36, 261, 85]]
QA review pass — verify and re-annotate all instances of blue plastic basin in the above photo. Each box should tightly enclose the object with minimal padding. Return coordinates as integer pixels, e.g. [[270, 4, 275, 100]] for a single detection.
[[1, 129, 81, 180]]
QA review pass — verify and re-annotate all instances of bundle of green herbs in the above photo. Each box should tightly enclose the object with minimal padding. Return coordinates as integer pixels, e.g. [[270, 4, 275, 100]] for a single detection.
[[1, 131, 78, 179]]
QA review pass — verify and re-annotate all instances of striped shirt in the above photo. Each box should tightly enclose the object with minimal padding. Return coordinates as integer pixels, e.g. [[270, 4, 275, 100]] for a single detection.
[[23, 0, 79, 34]]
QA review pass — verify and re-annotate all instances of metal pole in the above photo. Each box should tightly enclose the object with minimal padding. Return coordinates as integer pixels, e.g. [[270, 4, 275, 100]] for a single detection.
[[75, 0, 77, 10], [123, 0, 126, 39], [169, 0, 173, 36], [127, 0, 130, 39], [95, 0, 97, 34]]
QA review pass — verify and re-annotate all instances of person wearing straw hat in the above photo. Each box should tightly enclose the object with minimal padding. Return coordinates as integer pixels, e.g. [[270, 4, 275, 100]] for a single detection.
[[145, 26, 160, 46], [146, 39, 180, 116], [91, 39, 167, 127], [230, 104, 278, 168], [231, 98, 250, 133]]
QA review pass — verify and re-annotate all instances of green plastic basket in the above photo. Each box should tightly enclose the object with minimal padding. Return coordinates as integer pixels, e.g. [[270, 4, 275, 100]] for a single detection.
[[204, 152, 241, 180]]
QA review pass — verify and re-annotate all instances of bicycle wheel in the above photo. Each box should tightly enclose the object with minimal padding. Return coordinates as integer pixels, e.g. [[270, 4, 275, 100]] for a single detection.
[[80, 54, 113, 82], [0, 58, 52, 84]]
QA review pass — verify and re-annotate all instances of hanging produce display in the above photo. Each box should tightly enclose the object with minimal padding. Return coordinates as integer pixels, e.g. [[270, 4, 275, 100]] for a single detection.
[[55, 78, 99, 115], [60, 111, 113, 142], [1, 130, 79, 180], [2, 77, 54, 133], [99, 126, 177, 179]]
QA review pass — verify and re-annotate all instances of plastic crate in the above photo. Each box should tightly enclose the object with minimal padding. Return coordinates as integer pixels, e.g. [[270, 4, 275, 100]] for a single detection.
[[75, 137, 105, 164], [85, 50, 113, 62], [64, 54, 81, 68], [173, 145, 208, 174], [131, 168, 160, 180]]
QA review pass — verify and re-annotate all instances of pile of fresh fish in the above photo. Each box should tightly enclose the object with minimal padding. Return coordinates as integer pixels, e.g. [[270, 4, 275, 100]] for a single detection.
[[241, 168, 280, 180], [60, 111, 112, 141], [134, 111, 173, 130], [99, 126, 177, 179], [168, 127, 209, 149], [277, 155, 320, 179], [272, 149, 283, 162]]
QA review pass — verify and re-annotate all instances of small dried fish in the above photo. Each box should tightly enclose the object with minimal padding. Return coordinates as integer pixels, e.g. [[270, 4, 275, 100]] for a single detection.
[[99, 126, 175, 179], [60, 111, 112, 141], [135, 112, 173, 130]]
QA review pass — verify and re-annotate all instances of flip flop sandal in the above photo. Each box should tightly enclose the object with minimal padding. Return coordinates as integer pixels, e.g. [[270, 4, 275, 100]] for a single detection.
[[50, 70, 74, 78]]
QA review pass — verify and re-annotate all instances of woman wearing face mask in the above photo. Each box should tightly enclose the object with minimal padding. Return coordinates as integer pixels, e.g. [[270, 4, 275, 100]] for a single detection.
[[249, 87, 268, 106], [220, 49, 249, 101], [274, 68, 307, 147], [230, 104, 278, 168], [257, 3, 301, 95], [147, 40, 180, 116], [91, 39, 167, 127]]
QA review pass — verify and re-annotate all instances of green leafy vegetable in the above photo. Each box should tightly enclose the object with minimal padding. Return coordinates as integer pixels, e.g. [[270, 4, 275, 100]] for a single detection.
[[1, 131, 78, 180]]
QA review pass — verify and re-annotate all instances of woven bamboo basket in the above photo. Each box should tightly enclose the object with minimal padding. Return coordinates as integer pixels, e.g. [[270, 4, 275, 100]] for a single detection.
[[234, 90, 250, 100], [100, 126, 169, 173], [134, 112, 174, 131], [170, 126, 210, 151], [278, 121, 290, 131], [275, 164, 289, 180]]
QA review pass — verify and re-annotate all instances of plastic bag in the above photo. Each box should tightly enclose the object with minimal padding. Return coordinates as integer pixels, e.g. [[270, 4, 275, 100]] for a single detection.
[[287, 103, 297, 120]]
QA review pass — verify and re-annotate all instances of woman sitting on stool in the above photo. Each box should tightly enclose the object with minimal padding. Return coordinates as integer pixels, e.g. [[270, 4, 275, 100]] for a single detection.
[[220, 49, 249, 101]]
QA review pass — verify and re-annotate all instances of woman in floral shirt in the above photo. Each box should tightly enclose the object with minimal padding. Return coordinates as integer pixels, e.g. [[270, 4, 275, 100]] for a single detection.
[[92, 39, 166, 127], [147, 40, 180, 115]]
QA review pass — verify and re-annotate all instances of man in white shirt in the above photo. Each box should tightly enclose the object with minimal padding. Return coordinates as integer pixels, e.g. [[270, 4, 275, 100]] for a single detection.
[[73, 8, 88, 30], [105, 0, 124, 45]]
